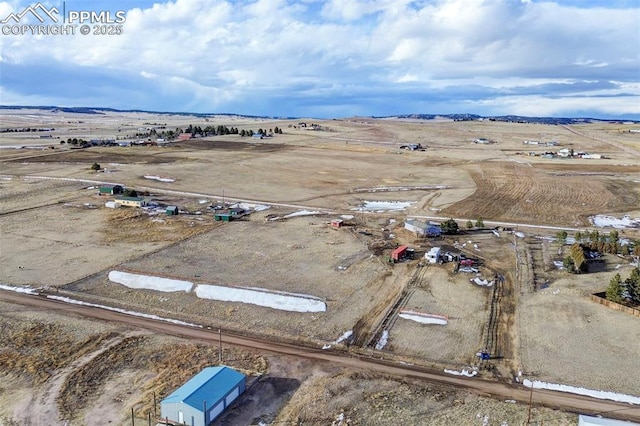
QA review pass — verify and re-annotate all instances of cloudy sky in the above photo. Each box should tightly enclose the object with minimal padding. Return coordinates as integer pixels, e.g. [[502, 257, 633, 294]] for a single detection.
[[0, 0, 638, 118]]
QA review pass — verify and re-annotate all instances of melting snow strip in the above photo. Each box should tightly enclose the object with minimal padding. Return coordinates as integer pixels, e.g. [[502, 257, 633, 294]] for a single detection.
[[523, 379, 640, 405]]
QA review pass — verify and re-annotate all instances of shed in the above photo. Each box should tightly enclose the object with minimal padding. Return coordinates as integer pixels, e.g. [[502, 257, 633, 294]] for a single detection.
[[104, 201, 120, 209], [161, 366, 246, 426], [214, 212, 233, 222], [391, 245, 408, 262], [331, 219, 343, 228], [99, 184, 123, 195], [166, 206, 179, 216]]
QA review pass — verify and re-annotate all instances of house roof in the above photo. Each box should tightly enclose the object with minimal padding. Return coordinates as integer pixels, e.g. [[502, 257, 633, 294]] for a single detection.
[[116, 196, 144, 202], [405, 219, 429, 230], [161, 366, 245, 411], [578, 415, 639, 426]]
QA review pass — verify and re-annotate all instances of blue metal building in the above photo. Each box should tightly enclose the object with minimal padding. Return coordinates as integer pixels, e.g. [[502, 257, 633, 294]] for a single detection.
[[160, 366, 246, 426]]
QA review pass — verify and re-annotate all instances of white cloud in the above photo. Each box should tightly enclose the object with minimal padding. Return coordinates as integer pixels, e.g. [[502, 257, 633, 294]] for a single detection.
[[0, 0, 638, 118]]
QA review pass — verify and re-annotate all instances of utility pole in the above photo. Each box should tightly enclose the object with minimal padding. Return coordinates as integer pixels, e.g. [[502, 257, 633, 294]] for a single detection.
[[527, 384, 534, 425], [219, 328, 222, 363]]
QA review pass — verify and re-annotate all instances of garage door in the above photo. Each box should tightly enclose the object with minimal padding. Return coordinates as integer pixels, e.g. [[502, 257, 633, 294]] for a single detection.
[[209, 401, 224, 421], [225, 387, 240, 406]]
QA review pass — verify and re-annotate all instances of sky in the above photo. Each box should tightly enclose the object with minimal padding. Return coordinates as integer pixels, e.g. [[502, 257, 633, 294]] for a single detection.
[[0, 0, 639, 119]]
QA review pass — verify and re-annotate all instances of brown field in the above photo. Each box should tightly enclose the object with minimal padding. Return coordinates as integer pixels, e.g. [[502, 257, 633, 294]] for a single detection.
[[1, 109, 639, 424]]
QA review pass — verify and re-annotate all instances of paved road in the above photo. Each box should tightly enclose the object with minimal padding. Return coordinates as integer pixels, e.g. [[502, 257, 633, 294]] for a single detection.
[[2, 290, 639, 422]]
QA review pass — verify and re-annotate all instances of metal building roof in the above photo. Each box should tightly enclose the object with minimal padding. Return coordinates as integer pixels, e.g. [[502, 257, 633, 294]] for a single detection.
[[161, 366, 245, 411]]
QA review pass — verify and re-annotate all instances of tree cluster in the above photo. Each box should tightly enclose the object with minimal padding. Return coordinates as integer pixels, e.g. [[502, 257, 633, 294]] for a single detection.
[[66, 138, 88, 146], [563, 243, 588, 273], [440, 218, 459, 235], [572, 230, 625, 255], [606, 267, 640, 306]]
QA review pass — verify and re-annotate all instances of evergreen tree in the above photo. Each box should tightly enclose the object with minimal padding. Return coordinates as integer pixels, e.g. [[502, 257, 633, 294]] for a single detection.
[[563, 256, 575, 272], [466, 220, 473, 229], [441, 218, 459, 235], [625, 267, 640, 305], [606, 273, 624, 303], [574, 231, 582, 243], [475, 217, 484, 228], [556, 230, 568, 245]]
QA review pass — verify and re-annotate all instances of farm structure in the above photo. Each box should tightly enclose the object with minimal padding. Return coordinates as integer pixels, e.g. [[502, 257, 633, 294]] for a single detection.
[[391, 245, 414, 262], [404, 219, 441, 237], [160, 366, 246, 426], [214, 207, 246, 222], [331, 219, 343, 228], [166, 206, 179, 216], [425, 247, 441, 264], [114, 196, 147, 208], [98, 184, 123, 195]]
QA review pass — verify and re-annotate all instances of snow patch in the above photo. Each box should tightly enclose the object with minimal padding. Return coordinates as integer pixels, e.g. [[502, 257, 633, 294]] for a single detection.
[[143, 175, 175, 182], [590, 215, 640, 229], [356, 201, 414, 212], [523, 379, 640, 405], [444, 368, 477, 377], [195, 284, 326, 313], [108, 271, 193, 293], [0, 284, 38, 294], [46, 295, 202, 327], [471, 277, 493, 287], [399, 310, 448, 325], [375, 330, 389, 350]]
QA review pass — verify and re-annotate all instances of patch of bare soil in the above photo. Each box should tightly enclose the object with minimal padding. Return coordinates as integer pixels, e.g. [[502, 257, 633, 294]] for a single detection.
[[6, 147, 184, 164], [0, 321, 119, 386], [102, 207, 218, 244], [0, 306, 269, 426], [442, 161, 637, 226], [179, 138, 291, 152], [274, 370, 577, 425]]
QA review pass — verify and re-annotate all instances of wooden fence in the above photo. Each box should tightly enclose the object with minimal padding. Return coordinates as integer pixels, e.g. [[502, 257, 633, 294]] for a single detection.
[[589, 293, 640, 318]]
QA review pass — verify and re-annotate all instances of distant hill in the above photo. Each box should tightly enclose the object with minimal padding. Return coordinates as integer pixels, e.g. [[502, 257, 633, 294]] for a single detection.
[[0, 105, 637, 124], [0, 105, 282, 120], [377, 113, 639, 125]]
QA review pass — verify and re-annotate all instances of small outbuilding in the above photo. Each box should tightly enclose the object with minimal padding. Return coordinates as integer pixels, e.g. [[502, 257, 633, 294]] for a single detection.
[[166, 205, 179, 216], [161, 366, 246, 426], [104, 201, 120, 209], [426, 247, 441, 264], [98, 184, 123, 195], [331, 219, 344, 228]]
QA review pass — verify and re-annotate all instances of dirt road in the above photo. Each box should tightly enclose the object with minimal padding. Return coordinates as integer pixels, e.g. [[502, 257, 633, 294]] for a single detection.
[[2, 290, 639, 422]]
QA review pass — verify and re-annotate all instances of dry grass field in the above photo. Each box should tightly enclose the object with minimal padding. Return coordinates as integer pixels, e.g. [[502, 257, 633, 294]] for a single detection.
[[1, 108, 639, 424]]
